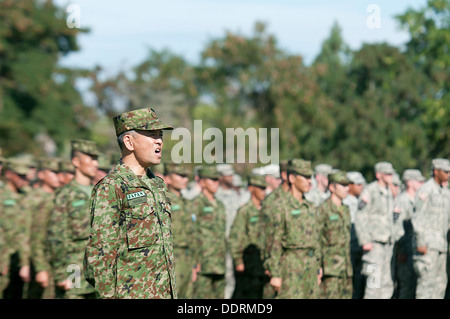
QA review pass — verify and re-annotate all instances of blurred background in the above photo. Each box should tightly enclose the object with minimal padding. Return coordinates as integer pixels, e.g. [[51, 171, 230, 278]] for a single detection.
[[0, 0, 448, 179]]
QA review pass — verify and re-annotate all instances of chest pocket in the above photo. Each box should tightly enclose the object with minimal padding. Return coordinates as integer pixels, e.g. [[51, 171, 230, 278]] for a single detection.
[[124, 191, 159, 250], [284, 207, 318, 248]]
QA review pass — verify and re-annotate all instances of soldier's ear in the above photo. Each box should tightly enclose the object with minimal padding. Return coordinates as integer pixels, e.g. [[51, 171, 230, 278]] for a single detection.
[[122, 133, 135, 152], [72, 156, 80, 169]]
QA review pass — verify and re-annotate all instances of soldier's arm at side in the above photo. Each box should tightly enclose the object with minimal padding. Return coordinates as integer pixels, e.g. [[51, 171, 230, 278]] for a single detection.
[[84, 182, 122, 299], [354, 190, 372, 251]]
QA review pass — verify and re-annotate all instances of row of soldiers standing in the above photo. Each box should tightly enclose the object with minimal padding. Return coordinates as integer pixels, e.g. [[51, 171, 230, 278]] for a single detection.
[[0, 140, 449, 299]]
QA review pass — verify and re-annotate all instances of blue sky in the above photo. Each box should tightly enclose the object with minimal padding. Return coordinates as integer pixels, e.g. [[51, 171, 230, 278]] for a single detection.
[[55, 0, 426, 74]]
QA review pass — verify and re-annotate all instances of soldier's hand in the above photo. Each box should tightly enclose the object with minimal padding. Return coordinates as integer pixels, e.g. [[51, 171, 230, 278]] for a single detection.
[[318, 268, 323, 285], [416, 246, 427, 255], [57, 280, 71, 290], [235, 263, 245, 273], [36, 271, 49, 288], [362, 243, 373, 252], [1, 265, 8, 276], [19, 265, 31, 282], [269, 277, 281, 292]]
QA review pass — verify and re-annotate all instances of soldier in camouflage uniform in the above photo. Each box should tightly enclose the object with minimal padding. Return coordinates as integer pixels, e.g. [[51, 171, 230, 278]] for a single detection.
[[191, 165, 227, 299], [392, 169, 425, 299], [84, 108, 177, 299], [355, 161, 396, 299], [228, 173, 268, 299], [411, 158, 450, 299], [0, 158, 33, 298], [259, 160, 290, 298], [264, 159, 322, 299], [164, 161, 195, 299], [47, 140, 99, 299], [343, 171, 366, 299], [25, 158, 61, 299], [317, 171, 352, 299]]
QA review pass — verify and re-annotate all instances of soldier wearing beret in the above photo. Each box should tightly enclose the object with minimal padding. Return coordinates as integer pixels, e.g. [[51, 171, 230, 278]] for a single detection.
[[228, 173, 268, 299], [0, 158, 33, 298], [317, 171, 352, 299], [84, 108, 177, 299], [25, 158, 61, 299], [411, 158, 450, 299], [354, 161, 396, 299], [47, 139, 99, 299], [164, 161, 195, 299], [191, 165, 227, 299], [264, 159, 322, 299]]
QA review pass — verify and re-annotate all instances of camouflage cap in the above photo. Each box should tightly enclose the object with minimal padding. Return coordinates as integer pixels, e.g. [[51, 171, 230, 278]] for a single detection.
[[247, 173, 267, 188], [314, 163, 333, 176], [4, 158, 31, 175], [164, 162, 190, 177], [97, 154, 112, 171], [402, 169, 425, 182], [375, 161, 395, 174], [217, 163, 234, 176], [71, 139, 100, 156], [289, 158, 314, 177], [329, 170, 351, 185], [431, 158, 450, 172], [113, 107, 173, 136], [59, 158, 75, 174], [38, 157, 61, 172], [198, 165, 220, 180], [347, 171, 366, 185], [392, 173, 401, 186]]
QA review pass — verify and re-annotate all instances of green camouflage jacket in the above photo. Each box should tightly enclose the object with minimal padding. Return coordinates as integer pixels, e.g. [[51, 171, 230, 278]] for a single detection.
[[317, 198, 352, 278], [228, 199, 265, 276], [47, 179, 95, 294], [26, 188, 55, 273], [264, 192, 321, 278], [84, 161, 177, 299], [191, 193, 227, 275], [168, 189, 195, 249], [0, 185, 30, 268]]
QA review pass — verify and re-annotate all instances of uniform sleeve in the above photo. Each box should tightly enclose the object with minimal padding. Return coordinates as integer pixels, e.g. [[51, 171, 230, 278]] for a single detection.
[[411, 191, 429, 249], [263, 202, 284, 278], [47, 190, 70, 283], [228, 206, 247, 266], [354, 188, 372, 246], [83, 182, 122, 299]]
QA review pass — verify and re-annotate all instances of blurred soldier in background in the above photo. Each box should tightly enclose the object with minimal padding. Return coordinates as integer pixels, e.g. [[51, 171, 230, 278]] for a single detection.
[[390, 172, 402, 198], [305, 163, 333, 207], [355, 161, 396, 299], [191, 165, 227, 299], [48, 139, 99, 299], [264, 159, 321, 299], [259, 159, 289, 299], [181, 165, 202, 200], [164, 161, 195, 299], [215, 163, 239, 299], [412, 158, 450, 299], [57, 158, 75, 187], [0, 158, 33, 298], [25, 158, 61, 299], [92, 154, 112, 185], [228, 173, 268, 299], [343, 171, 366, 299], [317, 171, 352, 299], [392, 169, 425, 299]]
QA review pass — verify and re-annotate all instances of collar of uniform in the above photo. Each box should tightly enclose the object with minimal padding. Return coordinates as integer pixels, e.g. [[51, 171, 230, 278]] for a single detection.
[[113, 160, 153, 190]]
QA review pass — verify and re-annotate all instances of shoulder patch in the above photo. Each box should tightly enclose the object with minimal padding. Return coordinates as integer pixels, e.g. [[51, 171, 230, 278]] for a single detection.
[[358, 199, 368, 210]]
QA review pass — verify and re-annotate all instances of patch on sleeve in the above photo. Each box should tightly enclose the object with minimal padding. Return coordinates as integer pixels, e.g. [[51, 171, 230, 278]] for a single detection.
[[358, 199, 368, 210]]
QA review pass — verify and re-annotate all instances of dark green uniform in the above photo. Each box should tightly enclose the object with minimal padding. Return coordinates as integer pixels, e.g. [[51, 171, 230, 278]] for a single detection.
[[191, 193, 227, 299], [317, 198, 353, 299]]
